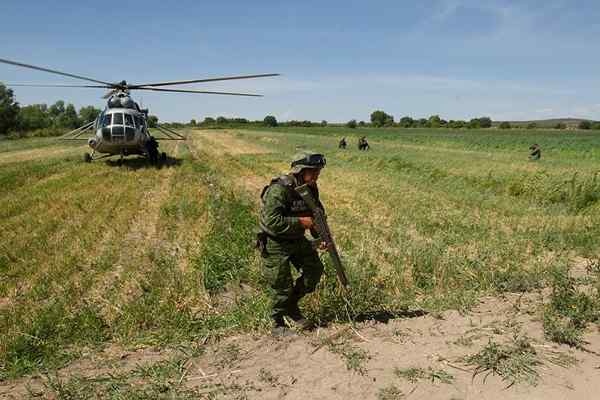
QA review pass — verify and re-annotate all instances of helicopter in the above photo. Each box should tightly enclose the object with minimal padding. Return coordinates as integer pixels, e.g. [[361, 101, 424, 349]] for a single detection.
[[0, 58, 279, 163]]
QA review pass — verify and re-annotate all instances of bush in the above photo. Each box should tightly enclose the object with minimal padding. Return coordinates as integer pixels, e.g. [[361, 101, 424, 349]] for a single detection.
[[479, 117, 492, 128], [578, 120, 592, 130], [499, 121, 511, 129], [346, 119, 357, 129], [263, 115, 278, 127]]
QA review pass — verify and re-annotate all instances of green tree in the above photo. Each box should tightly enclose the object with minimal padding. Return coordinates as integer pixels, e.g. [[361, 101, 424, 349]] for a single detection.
[[57, 103, 79, 129], [399, 116, 414, 128], [578, 120, 592, 130], [358, 120, 366, 127], [370, 110, 393, 127], [79, 105, 101, 124], [190, 119, 197, 126], [468, 118, 481, 129], [554, 122, 566, 130], [264, 115, 278, 127], [417, 118, 429, 128], [0, 84, 20, 134], [346, 119, 357, 128], [18, 104, 50, 131], [203, 117, 215, 124], [147, 115, 159, 128], [428, 115, 442, 128], [216, 116, 227, 124], [527, 122, 537, 129], [499, 121, 511, 129], [48, 100, 65, 118], [448, 120, 466, 129], [592, 122, 600, 130], [478, 116, 492, 128], [320, 120, 327, 127]]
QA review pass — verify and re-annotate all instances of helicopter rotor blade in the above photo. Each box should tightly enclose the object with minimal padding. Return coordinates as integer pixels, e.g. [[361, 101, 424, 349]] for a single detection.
[[6, 83, 111, 88], [129, 73, 280, 88], [0, 58, 114, 86], [132, 87, 263, 97]]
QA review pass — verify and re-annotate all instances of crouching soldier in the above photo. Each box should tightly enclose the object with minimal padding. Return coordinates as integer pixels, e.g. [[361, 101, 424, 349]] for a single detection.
[[256, 151, 327, 336], [529, 143, 541, 161]]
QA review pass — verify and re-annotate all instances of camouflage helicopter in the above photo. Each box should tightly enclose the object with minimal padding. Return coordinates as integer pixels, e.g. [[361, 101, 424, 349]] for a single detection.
[[0, 58, 278, 163]]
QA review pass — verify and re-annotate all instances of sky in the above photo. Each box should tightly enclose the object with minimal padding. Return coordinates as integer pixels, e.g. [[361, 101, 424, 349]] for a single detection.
[[1, 0, 600, 122]]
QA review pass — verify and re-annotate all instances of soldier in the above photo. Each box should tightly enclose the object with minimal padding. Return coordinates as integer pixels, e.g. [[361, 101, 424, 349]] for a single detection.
[[529, 143, 541, 160], [338, 137, 347, 149], [145, 135, 159, 163], [358, 136, 370, 151], [257, 151, 327, 336]]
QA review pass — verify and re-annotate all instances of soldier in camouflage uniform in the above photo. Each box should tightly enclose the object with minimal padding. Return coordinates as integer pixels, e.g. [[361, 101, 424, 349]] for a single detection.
[[529, 143, 541, 161], [257, 151, 327, 336]]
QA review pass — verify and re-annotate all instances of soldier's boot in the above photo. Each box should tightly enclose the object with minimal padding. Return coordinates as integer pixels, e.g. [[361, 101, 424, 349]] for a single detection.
[[271, 315, 296, 337], [287, 283, 313, 331]]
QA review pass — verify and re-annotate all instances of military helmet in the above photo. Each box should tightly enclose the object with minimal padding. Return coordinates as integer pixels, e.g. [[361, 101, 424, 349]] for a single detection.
[[290, 151, 326, 174]]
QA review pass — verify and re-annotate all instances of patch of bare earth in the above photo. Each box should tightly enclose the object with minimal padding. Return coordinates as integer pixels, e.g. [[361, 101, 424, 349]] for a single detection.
[[4, 291, 600, 399]]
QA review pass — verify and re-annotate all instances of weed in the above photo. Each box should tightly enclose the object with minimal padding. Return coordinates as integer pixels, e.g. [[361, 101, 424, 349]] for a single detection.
[[542, 266, 599, 347], [394, 366, 454, 384], [257, 368, 279, 386], [464, 336, 541, 387], [377, 384, 404, 399], [327, 341, 370, 375]]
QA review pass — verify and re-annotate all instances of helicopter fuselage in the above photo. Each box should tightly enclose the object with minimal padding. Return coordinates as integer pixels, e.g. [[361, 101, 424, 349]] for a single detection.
[[88, 99, 150, 156]]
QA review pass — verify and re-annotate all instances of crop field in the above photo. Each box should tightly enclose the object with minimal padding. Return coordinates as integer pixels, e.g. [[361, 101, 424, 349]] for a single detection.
[[2, 127, 600, 399]]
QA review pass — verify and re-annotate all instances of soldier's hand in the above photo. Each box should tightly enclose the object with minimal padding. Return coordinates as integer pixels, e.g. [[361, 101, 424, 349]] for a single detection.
[[298, 217, 314, 229], [318, 241, 331, 251]]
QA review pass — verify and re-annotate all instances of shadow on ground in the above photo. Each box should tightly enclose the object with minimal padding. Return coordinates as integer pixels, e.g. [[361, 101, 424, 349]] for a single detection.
[[315, 309, 428, 327], [104, 156, 183, 170]]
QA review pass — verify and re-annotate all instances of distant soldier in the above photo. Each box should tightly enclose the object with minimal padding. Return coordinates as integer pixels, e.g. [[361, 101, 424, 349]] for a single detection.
[[338, 137, 347, 149], [256, 151, 328, 336], [529, 143, 541, 161], [358, 136, 370, 151], [145, 135, 159, 163]]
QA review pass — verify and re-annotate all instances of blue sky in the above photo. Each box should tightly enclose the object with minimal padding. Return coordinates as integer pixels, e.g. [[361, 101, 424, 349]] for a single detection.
[[1, 0, 599, 122]]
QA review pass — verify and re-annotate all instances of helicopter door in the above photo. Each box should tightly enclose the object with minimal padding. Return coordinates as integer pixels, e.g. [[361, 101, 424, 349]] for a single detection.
[[111, 113, 125, 143]]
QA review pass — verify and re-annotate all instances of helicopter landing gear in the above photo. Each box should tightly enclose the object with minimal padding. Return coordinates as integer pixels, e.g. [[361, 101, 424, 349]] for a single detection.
[[161, 152, 167, 163], [84, 153, 92, 163]]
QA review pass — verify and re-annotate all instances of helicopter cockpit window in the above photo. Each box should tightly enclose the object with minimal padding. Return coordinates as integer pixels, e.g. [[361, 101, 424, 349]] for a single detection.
[[124, 114, 134, 127], [102, 114, 112, 127], [134, 116, 144, 129], [113, 113, 124, 125]]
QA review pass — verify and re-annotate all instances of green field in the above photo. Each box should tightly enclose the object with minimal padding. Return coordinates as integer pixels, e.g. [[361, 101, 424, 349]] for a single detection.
[[1, 127, 600, 383]]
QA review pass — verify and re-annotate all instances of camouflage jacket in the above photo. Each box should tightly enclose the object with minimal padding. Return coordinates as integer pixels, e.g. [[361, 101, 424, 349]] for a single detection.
[[259, 174, 324, 240]]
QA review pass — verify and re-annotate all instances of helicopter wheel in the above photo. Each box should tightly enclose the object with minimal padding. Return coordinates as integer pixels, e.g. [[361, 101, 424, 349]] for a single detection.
[[84, 153, 92, 163]]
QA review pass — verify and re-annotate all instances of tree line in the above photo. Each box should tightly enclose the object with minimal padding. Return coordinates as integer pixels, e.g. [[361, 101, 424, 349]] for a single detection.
[[0, 83, 102, 136], [4, 82, 599, 136]]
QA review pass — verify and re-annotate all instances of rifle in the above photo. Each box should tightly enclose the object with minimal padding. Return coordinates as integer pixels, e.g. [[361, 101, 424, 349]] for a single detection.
[[295, 184, 350, 290]]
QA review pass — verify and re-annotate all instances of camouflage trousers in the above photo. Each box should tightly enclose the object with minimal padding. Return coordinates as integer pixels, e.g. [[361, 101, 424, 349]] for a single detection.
[[262, 237, 324, 322]]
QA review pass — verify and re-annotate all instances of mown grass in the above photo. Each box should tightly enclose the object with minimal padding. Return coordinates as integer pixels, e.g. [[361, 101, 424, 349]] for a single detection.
[[2, 127, 600, 383]]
